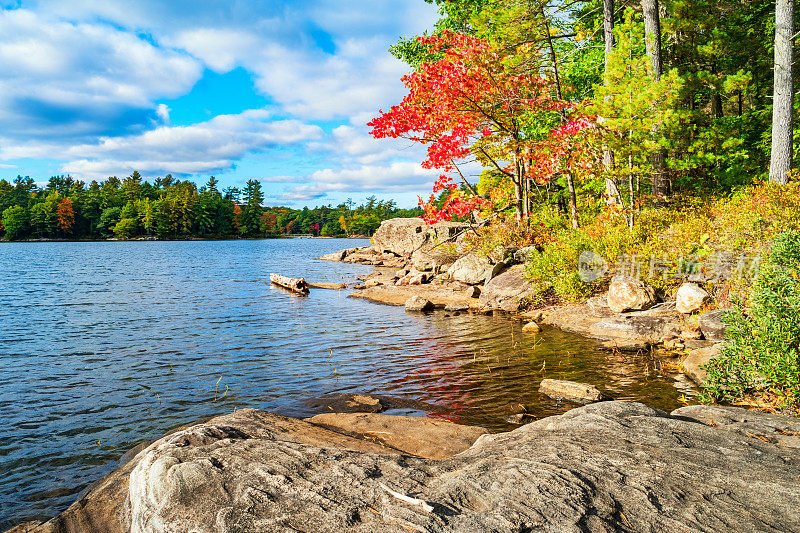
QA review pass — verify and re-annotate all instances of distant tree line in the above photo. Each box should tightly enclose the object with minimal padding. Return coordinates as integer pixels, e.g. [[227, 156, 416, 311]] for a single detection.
[[0, 173, 421, 241]]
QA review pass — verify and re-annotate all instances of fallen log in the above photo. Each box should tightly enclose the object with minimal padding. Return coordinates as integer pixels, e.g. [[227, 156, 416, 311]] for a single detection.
[[270, 273, 309, 294]]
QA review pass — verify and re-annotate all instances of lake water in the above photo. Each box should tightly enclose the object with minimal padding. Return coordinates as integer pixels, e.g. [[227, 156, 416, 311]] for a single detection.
[[0, 239, 698, 528]]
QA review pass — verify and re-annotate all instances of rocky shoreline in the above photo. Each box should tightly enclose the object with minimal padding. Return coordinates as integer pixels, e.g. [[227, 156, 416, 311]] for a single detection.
[[10, 217, 798, 532], [12, 399, 800, 532], [323, 218, 727, 390]]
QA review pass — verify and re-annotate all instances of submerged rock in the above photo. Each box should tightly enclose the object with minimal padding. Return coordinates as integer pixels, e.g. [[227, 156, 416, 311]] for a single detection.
[[539, 378, 607, 403], [24, 402, 800, 532], [607, 275, 656, 313], [522, 321, 541, 333]]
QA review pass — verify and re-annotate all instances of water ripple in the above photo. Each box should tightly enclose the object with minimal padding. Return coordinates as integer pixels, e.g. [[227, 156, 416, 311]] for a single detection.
[[0, 239, 695, 528]]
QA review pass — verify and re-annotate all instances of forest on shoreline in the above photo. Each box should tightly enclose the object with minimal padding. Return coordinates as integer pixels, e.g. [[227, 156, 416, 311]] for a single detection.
[[0, 173, 421, 241]]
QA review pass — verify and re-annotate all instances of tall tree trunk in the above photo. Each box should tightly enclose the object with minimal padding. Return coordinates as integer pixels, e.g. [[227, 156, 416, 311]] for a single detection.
[[643, 0, 670, 197], [566, 172, 579, 229], [542, 9, 563, 102], [543, 8, 579, 226], [769, 0, 794, 184], [603, 0, 622, 205]]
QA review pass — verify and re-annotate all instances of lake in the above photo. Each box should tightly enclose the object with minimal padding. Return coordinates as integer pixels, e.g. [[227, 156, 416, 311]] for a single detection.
[[0, 239, 697, 528]]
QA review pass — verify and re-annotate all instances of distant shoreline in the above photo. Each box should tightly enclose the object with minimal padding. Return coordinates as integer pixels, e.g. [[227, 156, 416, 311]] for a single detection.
[[0, 235, 371, 243]]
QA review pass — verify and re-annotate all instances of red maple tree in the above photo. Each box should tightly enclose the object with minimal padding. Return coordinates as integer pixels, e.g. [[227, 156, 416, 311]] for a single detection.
[[369, 31, 570, 223]]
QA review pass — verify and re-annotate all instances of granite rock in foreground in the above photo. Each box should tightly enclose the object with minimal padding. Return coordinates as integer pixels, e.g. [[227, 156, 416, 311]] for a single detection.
[[14, 402, 800, 533]]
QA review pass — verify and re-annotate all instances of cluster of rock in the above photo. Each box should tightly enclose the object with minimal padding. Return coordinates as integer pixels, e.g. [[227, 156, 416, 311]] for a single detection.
[[15, 401, 800, 533], [320, 218, 539, 314], [319, 218, 732, 386]]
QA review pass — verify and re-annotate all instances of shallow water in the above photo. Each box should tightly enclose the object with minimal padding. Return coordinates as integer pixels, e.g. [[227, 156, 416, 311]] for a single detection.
[[0, 239, 697, 527]]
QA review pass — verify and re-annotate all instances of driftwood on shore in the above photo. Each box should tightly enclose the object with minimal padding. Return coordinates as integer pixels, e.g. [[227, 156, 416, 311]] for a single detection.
[[270, 273, 309, 294]]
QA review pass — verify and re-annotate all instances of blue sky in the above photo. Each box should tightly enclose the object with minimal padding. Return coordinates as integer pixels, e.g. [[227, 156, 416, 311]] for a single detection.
[[0, 1, 441, 207]]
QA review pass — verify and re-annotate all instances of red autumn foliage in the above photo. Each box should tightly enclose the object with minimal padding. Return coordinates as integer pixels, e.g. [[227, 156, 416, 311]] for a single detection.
[[56, 198, 75, 234], [369, 30, 591, 223]]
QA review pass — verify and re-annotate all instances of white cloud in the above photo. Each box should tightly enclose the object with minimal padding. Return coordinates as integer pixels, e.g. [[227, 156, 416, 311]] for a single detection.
[[8, 110, 325, 178], [0, 9, 202, 139], [275, 161, 439, 201], [155, 104, 170, 124], [0, 1, 444, 204]]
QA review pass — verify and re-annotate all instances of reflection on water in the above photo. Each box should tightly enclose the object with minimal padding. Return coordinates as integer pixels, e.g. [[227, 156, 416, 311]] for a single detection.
[[0, 239, 696, 528]]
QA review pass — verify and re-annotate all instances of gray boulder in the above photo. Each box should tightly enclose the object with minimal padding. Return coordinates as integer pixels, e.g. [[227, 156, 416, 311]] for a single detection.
[[405, 296, 434, 312], [479, 265, 537, 312], [588, 312, 685, 343], [447, 254, 492, 285], [372, 218, 466, 256], [607, 275, 656, 313], [675, 282, 710, 314], [682, 343, 723, 385], [411, 250, 459, 273], [699, 309, 728, 342]]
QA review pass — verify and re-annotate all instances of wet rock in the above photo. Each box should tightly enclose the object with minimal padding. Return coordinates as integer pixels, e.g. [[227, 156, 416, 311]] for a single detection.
[[447, 254, 492, 285], [662, 338, 685, 351], [464, 286, 481, 298], [304, 393, 383, 414], [32, 402, 800, 533], [699, 309, 728, 342], [676, 282, 711, 314], [539, 379, 607, 403], [302, 393, 447, 417], [372, 218, 466, 256], [307, 413, 488, 460], [479, 265, 537, 312], [522, 322, 541, 333], [599, 340, 651, 352], [317, 248, 359, 262], [607, 275, 656, 313], [405, 296, 434, 312], [682, 343, 723, 385], [588, 312, 685, 343]]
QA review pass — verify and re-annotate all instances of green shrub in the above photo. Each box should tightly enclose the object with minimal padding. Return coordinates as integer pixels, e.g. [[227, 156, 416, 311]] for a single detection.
[[702, 230, 800, 407]]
